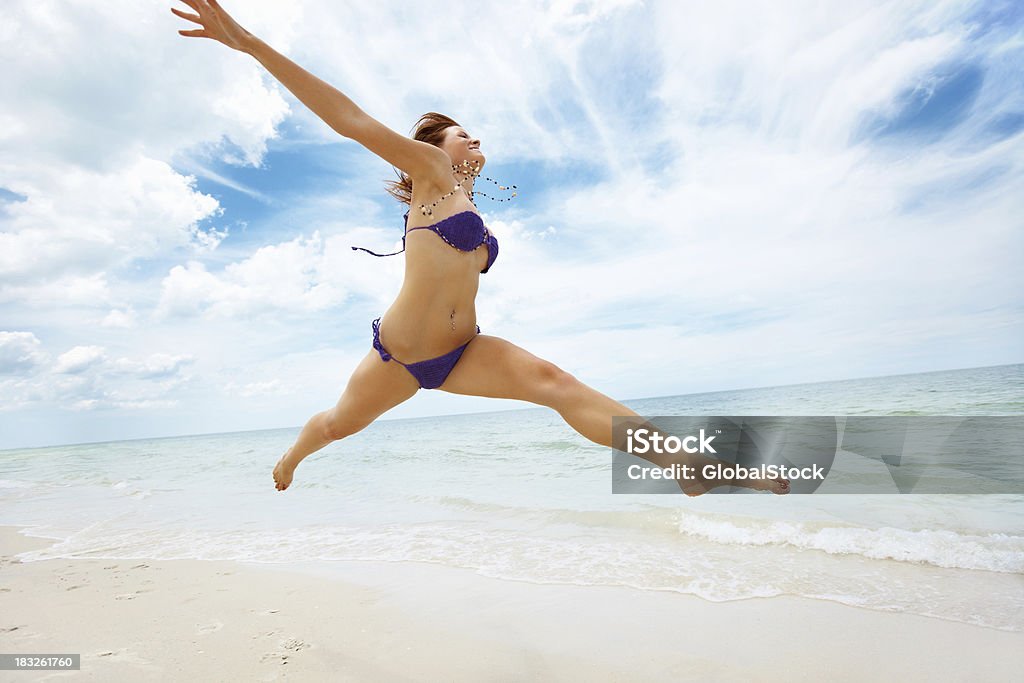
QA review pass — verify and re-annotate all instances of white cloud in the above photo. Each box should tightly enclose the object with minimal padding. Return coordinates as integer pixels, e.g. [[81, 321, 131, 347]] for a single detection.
[[0, 331, 48, 374], [2, 336, 198, 413], [0, 158, 225, 282], [224, 379, 284, 398], [155, 243, 343, 319], [111, 353, 195, 380], [101, 308, 137, 328], [0, 273, 113, 307], [154, 226, 407, 319], [53, 346, 107, 375]]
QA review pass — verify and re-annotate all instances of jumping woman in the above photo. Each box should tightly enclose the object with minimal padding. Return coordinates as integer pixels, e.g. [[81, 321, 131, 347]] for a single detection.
[[172, 0, 790, 497]]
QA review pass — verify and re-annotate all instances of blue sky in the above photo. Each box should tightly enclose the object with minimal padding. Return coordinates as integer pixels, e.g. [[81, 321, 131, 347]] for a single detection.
[[1, 0, 1022, 449]]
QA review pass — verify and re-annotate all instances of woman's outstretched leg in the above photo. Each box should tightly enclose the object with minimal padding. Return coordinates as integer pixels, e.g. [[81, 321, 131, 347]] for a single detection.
[[273, 348, 419, 491], [439, 335, 789, 496], [546, 381, 790, 496]]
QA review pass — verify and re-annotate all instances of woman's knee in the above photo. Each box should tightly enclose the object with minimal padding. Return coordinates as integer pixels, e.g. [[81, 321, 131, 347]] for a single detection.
[[533, 360, 581, 407], [320, 407, 368, 442]]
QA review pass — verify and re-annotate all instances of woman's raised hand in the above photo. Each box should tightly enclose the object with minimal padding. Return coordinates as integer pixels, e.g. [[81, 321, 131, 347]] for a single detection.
[[171, 0, 256, 53]]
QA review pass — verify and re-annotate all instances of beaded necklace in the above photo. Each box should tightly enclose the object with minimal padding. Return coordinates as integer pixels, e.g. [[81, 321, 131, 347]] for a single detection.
[[417, 159, 517, 217]]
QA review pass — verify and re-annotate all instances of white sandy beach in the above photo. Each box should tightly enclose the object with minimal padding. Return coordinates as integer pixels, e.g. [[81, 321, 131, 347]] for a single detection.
[[1, 525, 1021, 682]]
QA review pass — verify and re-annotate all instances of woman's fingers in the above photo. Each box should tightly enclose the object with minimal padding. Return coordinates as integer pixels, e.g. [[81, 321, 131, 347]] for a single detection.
[[170, 7, 202, 25], [173, 0, 251, 52]]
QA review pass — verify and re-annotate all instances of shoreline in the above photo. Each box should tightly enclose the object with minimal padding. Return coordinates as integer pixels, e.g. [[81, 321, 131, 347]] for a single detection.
[[2, 525, 1022, 681]]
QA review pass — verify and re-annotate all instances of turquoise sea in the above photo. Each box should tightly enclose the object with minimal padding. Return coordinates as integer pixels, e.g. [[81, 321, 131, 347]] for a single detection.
[[2, 362, 1022, 631]]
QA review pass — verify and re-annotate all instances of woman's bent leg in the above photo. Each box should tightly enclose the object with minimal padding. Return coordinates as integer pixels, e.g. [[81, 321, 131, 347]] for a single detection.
[[274, 348, 420, 491]]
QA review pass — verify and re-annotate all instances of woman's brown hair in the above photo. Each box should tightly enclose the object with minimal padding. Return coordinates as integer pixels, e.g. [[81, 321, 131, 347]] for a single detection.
[[383, 112, 460, 206]]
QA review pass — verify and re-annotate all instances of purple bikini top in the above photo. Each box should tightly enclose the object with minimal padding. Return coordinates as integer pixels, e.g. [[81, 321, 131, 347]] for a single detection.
[[351, 210, 499, 274]]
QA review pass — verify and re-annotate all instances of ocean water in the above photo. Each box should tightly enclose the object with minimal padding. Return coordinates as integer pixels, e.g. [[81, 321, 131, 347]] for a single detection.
[[2, 363, 1023, 631]]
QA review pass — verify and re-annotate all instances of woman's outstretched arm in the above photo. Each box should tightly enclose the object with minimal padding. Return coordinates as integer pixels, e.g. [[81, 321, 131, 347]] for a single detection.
[[172, 0, 448, 180]]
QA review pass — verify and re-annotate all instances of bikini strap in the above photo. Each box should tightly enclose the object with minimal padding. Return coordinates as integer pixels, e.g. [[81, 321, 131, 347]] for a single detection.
[[351, 238, 406, 257], [351, 210, 414, 257]]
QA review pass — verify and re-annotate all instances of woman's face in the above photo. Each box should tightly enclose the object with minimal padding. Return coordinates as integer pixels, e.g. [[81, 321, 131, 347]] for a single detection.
[[440, 126, 485, 171]]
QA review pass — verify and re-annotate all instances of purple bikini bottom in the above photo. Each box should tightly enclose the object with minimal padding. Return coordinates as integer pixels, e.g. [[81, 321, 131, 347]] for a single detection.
[[371, 317, 480, 390]]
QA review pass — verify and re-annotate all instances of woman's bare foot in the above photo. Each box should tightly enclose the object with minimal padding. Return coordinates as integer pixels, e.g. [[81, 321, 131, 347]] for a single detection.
[[677, 471, 790, 497], [273, 451, 297, 491], [749, 476, 791, 495]]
